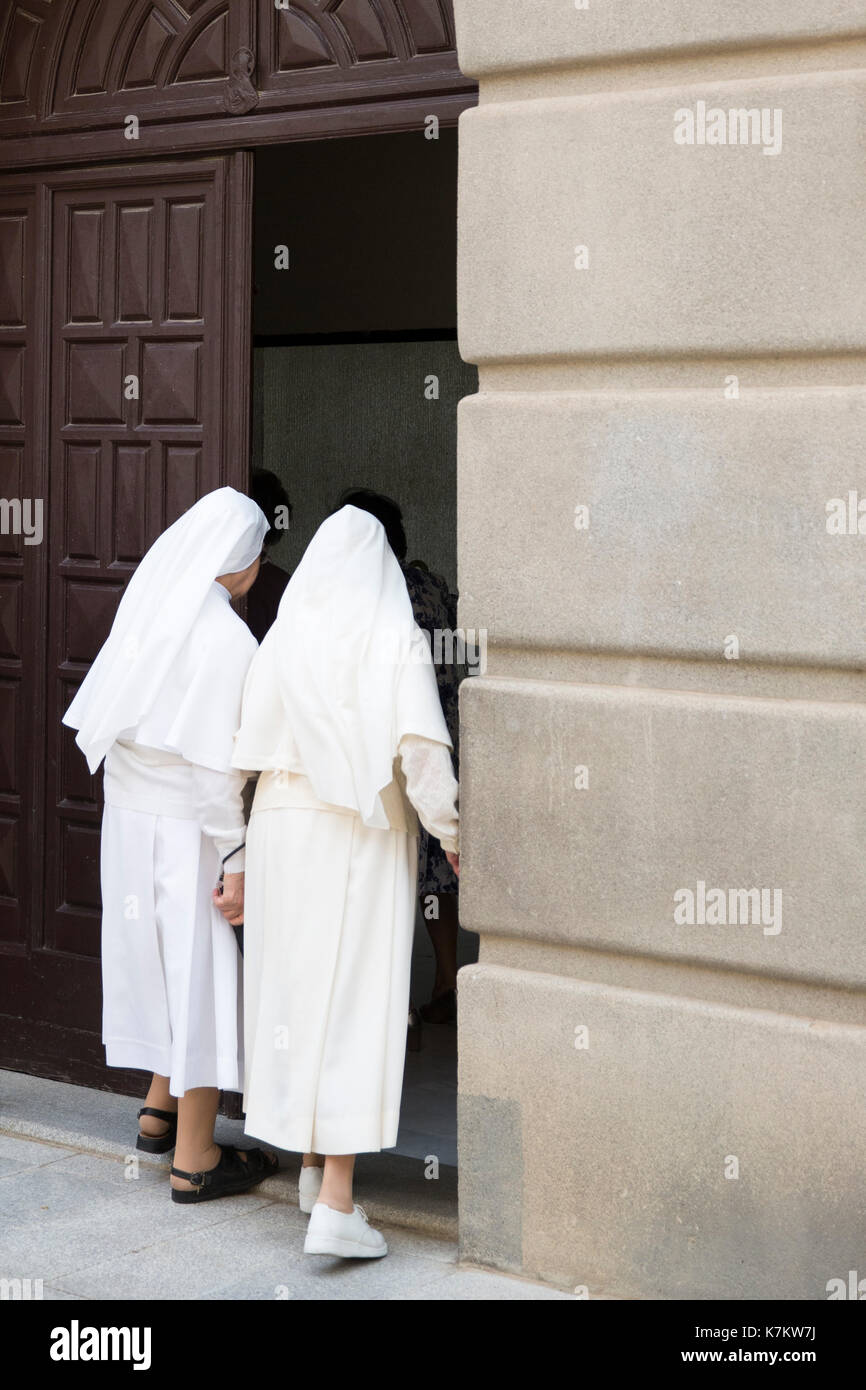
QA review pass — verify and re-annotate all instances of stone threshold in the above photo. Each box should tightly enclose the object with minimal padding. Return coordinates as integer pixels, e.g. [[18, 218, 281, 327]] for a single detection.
[[0, 1067, 458, 1243]]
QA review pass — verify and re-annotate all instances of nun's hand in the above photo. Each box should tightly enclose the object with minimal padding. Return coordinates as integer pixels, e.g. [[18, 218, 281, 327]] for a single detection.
[[214, 872, 245, 926], [445, 850, 460, 878]]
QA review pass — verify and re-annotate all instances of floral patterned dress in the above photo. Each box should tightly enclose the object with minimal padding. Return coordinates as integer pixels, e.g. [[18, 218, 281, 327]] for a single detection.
[[402, 562, 461, 896]]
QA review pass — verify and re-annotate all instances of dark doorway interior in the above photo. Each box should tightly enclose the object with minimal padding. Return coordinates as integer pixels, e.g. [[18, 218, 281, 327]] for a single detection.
[[251, 131, 478, 1166]]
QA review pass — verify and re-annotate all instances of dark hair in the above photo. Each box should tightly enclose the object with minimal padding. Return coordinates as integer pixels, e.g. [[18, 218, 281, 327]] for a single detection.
[[250, 469, 292, 548], [335, 488, 407, 562]]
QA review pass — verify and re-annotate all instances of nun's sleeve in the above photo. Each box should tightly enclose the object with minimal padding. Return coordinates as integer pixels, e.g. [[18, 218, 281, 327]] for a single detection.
[[190, 763, 249, 873], [398, 733, 459, 855]]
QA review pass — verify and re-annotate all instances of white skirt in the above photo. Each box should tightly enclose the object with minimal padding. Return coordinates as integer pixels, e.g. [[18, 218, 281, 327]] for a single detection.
[[242, 789, 418, 1155], [100, 804, 243, 1096]]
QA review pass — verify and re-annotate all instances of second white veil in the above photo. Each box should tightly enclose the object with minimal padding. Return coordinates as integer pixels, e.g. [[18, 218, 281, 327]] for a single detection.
[[233, 505, 451, 829]]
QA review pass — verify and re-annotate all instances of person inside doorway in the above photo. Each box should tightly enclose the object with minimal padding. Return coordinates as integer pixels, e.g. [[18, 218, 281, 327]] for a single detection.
[[247, 468, 293, 642], [336, 489, 462, 1040], [62, 488, 279, 1204], [234, 504, 459, 1259]]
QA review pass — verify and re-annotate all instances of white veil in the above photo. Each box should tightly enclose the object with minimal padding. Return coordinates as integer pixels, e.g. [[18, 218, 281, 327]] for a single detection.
[[233, 505, 451, 829], [64, 487, 268, 774]]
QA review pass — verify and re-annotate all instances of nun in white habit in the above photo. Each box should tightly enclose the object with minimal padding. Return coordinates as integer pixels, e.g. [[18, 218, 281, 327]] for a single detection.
[[63, 487, 279, 1203], [234, 504, 460, 1258]]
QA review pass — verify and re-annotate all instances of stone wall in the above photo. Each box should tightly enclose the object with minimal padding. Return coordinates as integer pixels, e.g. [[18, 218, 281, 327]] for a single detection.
[[453, 0, 866, 1298]]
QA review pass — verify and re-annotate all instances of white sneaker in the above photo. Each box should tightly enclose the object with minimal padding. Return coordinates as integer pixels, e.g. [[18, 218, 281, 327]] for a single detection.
[[298, 1164, 324, 1214], [303, 1202, 388, 1259]]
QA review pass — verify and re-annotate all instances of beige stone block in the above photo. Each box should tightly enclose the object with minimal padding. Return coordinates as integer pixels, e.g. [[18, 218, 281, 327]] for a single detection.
[[458, 389, 866, 667], [453, 1, 866, 77], [459, 677, 866, 990], [458, 962, 866, 1298], [457, 76, 866, 361], [480, 934, 866, 1029]]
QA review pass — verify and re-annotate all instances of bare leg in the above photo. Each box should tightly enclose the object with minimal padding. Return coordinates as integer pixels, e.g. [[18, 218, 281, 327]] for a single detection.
[[170, 1087, 222, 1192], [302, 1151, 324, 1168], [140, 1073, 177, 1138], [318, 1154, 355, 1214], [423, 892, 459, 999]]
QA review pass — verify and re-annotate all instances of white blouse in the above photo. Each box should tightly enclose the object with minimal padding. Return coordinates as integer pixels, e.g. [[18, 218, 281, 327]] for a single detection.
[[102, 729, 460, 876], [250, 734, 459, 856], [397, 734, 459, 855], [103, 740, 248, 871]]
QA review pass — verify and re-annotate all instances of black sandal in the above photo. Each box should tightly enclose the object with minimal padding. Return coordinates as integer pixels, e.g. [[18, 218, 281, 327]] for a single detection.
[[170, 1145, 279, 1204], [420, 988, 457, 1026], [136, 1106, 178, 1154]]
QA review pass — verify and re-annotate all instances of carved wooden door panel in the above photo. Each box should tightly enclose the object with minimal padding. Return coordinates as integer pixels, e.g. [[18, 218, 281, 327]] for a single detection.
[[0, 178, 46, 1067], [256, 0, 459, 108], [0, 152, 252, 1087]]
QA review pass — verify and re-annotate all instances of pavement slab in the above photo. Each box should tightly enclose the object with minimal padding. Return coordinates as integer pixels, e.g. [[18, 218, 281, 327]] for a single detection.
[[0, 1082, 569, 1301]]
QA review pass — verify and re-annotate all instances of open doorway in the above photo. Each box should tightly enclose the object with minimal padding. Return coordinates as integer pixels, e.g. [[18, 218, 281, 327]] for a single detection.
[[249, 132, 478, 1170]]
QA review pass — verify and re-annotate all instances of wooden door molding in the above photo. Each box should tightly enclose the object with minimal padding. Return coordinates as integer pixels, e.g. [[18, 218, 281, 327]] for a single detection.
[[0, 152, 253, 1089], [0, 0, 475, 169], [0, 176, 47, 973]]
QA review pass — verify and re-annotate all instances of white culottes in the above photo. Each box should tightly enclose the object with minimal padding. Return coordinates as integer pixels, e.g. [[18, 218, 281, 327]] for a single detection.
[[100, 805, 243, 1096], [242, 797, 418, 1154]]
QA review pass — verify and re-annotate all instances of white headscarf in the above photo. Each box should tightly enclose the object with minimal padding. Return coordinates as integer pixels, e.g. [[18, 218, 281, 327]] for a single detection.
[[232, 505, 451, 829], [64, 487, 268, 774]]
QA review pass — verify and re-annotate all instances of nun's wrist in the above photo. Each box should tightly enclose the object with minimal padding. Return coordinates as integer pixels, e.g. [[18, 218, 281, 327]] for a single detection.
[[218, 842, 246, 873]]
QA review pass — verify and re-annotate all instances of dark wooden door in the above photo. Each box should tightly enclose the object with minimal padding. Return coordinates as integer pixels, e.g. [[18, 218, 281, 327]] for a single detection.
[[0, 152, 252, 1088], [0, 176, 46, 1068]]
